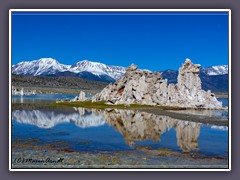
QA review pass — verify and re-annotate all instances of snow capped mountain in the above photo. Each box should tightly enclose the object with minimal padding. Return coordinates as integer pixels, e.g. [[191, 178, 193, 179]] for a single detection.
[[12, 58, 228, 88], [105, 65, 126, 80], [12, 58, 70, 76], [201, 65, 228, 76], [71, 60, 108, 74], [70, 60, 125, 79], [12, 58, 126, 81]]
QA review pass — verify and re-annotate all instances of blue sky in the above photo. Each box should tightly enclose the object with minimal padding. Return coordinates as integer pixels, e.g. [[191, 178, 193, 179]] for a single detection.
[[12, 11, 229, 71]]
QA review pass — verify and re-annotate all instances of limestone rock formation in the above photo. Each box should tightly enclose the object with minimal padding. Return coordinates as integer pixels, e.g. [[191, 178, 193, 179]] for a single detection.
[[78, 91, 86, 101], [92, 59, 222, 108], [71, 91, 86, 102]]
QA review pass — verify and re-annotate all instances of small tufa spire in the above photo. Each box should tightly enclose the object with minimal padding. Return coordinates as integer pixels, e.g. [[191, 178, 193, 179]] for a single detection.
[[184, 58, 192, 66], [127, 64, 138, 71], [185, 58, 191, 63]]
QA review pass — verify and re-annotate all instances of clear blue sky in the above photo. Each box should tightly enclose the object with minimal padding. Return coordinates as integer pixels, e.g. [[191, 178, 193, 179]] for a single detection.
[[12, 11, 229, 71]]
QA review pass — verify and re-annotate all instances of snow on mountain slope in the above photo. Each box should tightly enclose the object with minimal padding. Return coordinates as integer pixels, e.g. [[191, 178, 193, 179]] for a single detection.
[[104, 65, 126, 80], [70, 60, 107, 74], [201, 65, 228, 76], [12, 58, 228, 83], [12, 58, 70, 76], [70, 60, 125, 79], [12, 58, 126, 80]]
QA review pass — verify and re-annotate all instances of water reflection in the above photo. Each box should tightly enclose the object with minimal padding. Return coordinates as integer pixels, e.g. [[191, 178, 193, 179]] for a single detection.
[[168, 109, 228, 119], [12, 109, 105, 128], [98, 109, 201, 152], [12, 108, 227, 152]]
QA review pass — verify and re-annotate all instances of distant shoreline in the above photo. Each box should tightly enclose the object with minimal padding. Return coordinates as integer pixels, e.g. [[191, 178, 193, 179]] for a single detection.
[[12, 74, 229, 96], [214, 92, 229, 98]]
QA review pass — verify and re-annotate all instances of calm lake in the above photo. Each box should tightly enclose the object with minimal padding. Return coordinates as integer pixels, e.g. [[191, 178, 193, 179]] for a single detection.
[[12, 94, 229, 107], [12, 94, 89, 103], [11, 95, 229, 159]]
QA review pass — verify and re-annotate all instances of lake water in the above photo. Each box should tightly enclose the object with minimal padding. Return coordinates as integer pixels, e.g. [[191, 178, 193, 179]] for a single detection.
[[12, 94, 229, 107], [12, 94, 77, 103], [12, 107, 228, 158], [11, 94, 229, 168]]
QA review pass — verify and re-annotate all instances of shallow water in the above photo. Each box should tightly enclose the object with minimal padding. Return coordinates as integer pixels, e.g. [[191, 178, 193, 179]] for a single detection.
[[12, 107, 228, 157], [168, 109, 228, 119], [217, 98, 228, 107], [12, 94, 92, 103], [167, 97, 229, 120], [12, 95, 228, 106]]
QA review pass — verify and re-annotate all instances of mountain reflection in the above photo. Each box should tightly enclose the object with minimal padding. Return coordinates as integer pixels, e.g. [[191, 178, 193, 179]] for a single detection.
[[12, 108, 202, 152], [12, 108, 105, 128]]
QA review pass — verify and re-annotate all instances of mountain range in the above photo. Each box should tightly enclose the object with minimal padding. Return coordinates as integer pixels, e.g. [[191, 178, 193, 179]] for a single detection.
[[12, 58, 125, 82], [12, 58, 229, 92]]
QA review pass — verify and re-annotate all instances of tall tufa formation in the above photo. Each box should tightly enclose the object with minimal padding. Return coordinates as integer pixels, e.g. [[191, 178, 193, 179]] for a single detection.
[[92, 59, 222, 108]]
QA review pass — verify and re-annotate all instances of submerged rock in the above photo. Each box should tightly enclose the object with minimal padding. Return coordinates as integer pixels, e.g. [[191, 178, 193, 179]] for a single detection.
[[92, 59, 222, 108]]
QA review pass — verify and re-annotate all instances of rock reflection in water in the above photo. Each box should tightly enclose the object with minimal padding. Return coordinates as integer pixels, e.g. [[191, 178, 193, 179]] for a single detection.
[[95, 109, 201, 152], [12, 108, 202, 152]]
